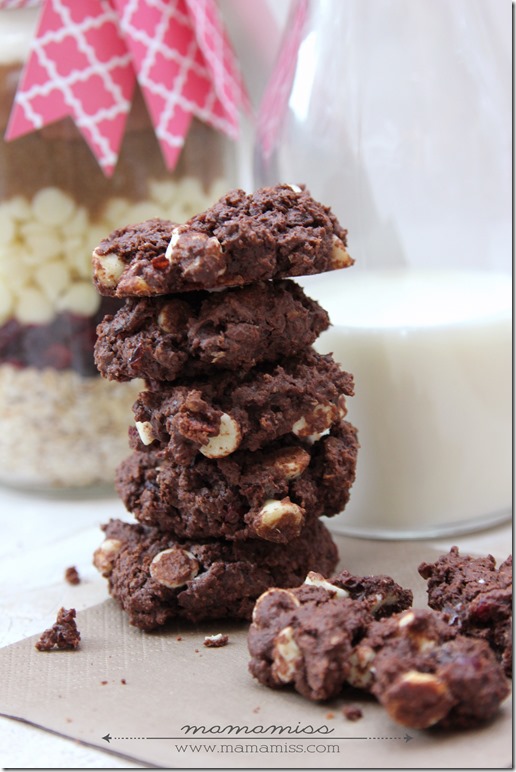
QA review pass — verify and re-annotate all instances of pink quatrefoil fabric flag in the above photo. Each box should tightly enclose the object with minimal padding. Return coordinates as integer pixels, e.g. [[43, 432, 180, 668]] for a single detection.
[[2, 0, 248, 176]]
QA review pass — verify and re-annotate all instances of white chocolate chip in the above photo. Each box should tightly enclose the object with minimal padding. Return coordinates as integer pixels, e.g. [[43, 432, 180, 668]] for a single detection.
[[199, 413, 241, 458], [150, 547, 199, 589], [33, 187, 76, 227], [165, 227, 224, 279], [101, 197, 131, 228], [347, 645, 376, 689], [34, 259, 71, 302], [0, 208, 16, 244], [3, 195, 31, 222], [388, 670, 451, 728], [398, 611, 416, 628], [262, 447, 310, 480], [291, 402, 336, 438], [57, 281, 101, 316], [93, 538, 123, 577], [286, 184, 302, 193], [0, 283, 13, 324], [331, 234, 353, 269], [397, 611, 436, 652], [303, 571, 349, 598], [15, 286, 54, 325], [135, 420, 155, 445], [272, 626, 303, 684], [165, 226, 183, 262], [92, 251, 126, 289], [61, 206, 88, 239], [369, 592, 402, 614], [20, 222, 62, 263], [254, 498, 305, 540], [252, 588, 301, 622]]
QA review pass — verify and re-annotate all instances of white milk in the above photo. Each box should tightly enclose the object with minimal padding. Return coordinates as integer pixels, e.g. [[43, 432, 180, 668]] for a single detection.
[[298, 269, 512, 538], [0, 8, 40, 64]]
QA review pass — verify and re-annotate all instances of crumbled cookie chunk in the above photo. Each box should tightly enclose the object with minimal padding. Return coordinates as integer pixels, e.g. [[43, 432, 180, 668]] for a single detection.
[[342, 704, 363, 722], [329, 569, 414, 617], [129, 350, 353, 463], [94, 280, 330, 383], [418, 547, 512, 676], [94, 518, 338, 631], [35, 607, 81, 651], [248, 567, 412, 702], [64, 566, 80, 585], [351, 608, 509, 730], [203, 633, 229, 648], [116, 421, 358, 543], [248, 580, 509, 730], [92, 185, 352, 297]]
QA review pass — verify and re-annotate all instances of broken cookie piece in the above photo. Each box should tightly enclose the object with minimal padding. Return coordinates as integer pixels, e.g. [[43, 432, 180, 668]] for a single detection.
[[418, 547, 512, 676], [248, 568, 412, 701], [353, 608, 510, 730], [92, 185, 353, 297], [203, 633, 229, 648], [35, 607, 81, 651], [248, 574, 509, 731]]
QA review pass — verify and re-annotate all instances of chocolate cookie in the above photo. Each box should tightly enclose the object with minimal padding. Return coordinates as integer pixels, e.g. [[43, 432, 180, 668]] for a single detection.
[[129, 350, 353, 463], [418, 547, 512, 676], [94, 280, 330, 383], [352, 608, 510, 730], [116, 421, 358, 543], [92, 184, 352, 296], [248, 570, 412, 701], [93, 518, 338, 631]]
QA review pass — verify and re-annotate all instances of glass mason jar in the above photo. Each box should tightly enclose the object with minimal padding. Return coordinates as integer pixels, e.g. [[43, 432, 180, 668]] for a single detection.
[[0, 8, 237, 492], [255, 0, 511, 538]]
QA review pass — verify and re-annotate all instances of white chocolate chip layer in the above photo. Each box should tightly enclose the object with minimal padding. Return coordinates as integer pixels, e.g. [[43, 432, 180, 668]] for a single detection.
[[135, 420, 156, 446], [272, 626, 303, 684], [303, 571, 349, 598], [199, 413, 241, 458]]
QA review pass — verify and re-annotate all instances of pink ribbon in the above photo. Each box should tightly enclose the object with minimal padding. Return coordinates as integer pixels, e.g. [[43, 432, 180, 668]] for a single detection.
[[2, 0, 248, 175]]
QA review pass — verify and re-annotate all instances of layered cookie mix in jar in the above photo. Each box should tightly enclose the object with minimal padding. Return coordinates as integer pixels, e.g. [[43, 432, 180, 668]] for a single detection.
[[0, 5, 242, 490]]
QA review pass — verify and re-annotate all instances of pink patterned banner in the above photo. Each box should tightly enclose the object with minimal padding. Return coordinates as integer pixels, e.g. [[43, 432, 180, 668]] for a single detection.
[[2, 0, 248, 175]]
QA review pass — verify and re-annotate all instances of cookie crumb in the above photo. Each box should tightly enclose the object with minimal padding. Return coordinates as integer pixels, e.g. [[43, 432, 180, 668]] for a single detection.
[[100, 680, 108, 685], [325, 712, 335, 720], [342, 705, 363, 722], [203, 633, 229, 648], [253, 706, 261, 714], [176, 636, 182, 641], [121, 679, 127, 685], [35, 607, 80, 651], [64, 566, 81, 585]]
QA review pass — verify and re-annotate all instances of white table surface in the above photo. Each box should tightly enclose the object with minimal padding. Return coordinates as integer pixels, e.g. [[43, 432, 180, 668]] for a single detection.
[[0, 483, 511, 769]]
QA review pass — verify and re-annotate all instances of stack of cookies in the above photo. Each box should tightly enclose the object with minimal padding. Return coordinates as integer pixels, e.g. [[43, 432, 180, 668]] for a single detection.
[[91, 184, 359, 631]]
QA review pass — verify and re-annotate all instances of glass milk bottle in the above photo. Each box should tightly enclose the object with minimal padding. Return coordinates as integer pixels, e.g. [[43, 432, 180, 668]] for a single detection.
[[0, 7, 237, 491], [255, 0, 511, 537]]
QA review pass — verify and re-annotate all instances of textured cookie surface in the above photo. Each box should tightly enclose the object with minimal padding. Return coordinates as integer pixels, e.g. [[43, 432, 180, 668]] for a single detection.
[[248, 570, 413, 701], [129, 349, 353, 463], [248, 582, 509, 729], [94, 280, 330, 383], [91, 184, 352, 296], [116, 421, 358, 543], [93, 518, 338, 631], [418, 547, 512, 676], [353, 608, 510, 730]]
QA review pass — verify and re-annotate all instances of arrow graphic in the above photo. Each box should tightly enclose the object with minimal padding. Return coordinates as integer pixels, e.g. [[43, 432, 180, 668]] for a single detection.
[[102, 732, 413, 743]]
